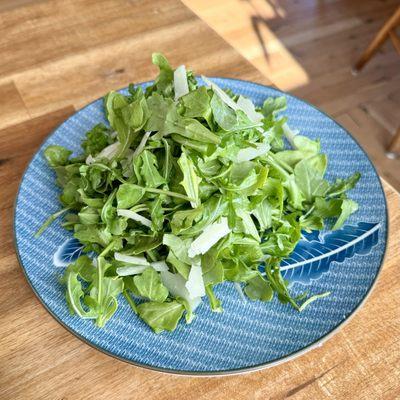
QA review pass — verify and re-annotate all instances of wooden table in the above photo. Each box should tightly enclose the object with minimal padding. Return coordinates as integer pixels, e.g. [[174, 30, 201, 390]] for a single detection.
[[0, 1, 399, 399]]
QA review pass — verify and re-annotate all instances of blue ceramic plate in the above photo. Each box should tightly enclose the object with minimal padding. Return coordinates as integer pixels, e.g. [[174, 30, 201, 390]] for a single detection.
[[14, 78, 387, 375]]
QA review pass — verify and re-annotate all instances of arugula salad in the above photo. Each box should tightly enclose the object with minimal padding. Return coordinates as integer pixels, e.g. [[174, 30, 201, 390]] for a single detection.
[[37, 53, 360, 333]]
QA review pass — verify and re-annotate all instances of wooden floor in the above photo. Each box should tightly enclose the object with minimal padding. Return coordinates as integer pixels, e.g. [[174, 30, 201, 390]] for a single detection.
[[184, 0, 400, 190]]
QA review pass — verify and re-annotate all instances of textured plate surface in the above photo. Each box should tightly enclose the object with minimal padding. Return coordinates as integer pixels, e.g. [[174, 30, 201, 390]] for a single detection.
[[14, 78, 387, 375]]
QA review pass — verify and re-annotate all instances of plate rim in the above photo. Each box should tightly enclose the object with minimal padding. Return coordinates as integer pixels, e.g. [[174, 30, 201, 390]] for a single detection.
[[13, 77, 389, 376]]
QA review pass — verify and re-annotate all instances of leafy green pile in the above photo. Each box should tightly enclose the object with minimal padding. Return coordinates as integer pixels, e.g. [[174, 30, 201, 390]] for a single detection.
[[37, 53, 360, 333]]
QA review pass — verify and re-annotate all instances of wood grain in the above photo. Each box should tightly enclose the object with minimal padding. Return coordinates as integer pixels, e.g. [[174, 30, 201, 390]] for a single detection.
[[0, 1, 399, 399]]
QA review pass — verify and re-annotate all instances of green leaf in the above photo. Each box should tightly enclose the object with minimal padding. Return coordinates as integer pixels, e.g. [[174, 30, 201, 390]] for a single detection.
[[235, 209, 260, 241], [181, 86, 212, 124], [201, 249, 224, 285], [163, 234, 192, 278], [104, 92, 129, 145], [166, 251, 190, 279], [145, 93, 177, 134], [210, 92, 237, 130], [170, 207, 203, 235], [73, 224, 112, 247], [123, 290, 138, 314], [149, 196, 164, 232], [176, 297, 195, 324], [116, 183, 145, 209], [205, 285, 222, 312], [65, 271, 96, 318], [326, 172, 361, 198], [223, 258, 258, 282], [171, 134, 212, 154], [70, 255, 96, 282], [163, 234, 192, 264], [82, 123, 111, 156], [332, 199, 358, 230], [261, 214, 301, 257], [35, 207, 70, 238], [88, 256, 124, 327], [78, 189, 104, 208], [104, 92, 145, 159], [44, 145, 72, 167], [137, 301, 185, 333], [244, 274, 273, 301], [140, 150, 166, 188], [177, 151, 202, 208], [133, 268, 169, 302], [283, 175, 304, 210], [101, 190, 127, 235], [150, 52, 174, 96], [177, 196, 226, 236], [294, 154, 329, 202], [262, 96, 286, 117], [180, 119, 221, 144], [265, 263, 329, 311], [78, 206, 100, 225], [294, 135, 320, 154]]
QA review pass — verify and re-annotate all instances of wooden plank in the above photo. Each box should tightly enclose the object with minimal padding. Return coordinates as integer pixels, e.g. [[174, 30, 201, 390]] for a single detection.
[[362, 93, 400, 134], [336, 109, 400, 189], [0, 81, 30, 130], [0, 2, 265, 119], [0, 0, 191, 77], [0, 0, 43, 12], [0, 106, 75, 209]]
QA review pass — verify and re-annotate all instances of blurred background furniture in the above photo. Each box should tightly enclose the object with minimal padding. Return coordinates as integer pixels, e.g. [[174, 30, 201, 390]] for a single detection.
[[352, 5, 400, 159], [353, 5, 400, 72], [387, 126, 400, 158]]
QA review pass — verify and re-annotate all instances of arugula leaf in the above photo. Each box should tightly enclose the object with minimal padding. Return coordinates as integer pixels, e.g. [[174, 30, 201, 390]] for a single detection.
[[116, 183, 145, 209], [177, 151, 202, 208], [332, 199, 358, 230], [244, 274, 273, 301], [137, 301, 185, 333], [85, 256, 124, 327], [82, 124, 111, 156], [140, 150, 166, 188], [265, 263, 329, 311], [262, 96, 286, 117], [104, 92, 147, 159], [210, 92, 237, 130], [149, 52, 174, 97], [44, 145, 72, 167], [201, 249, 224, 285], [205, 285, 223, 312], [145, 93, 177, 134], [66, 271, 96, 318], [294, 154, 329, 203], [134, 268, 169, 302], [181, 86, 212, 123], [326, 172, 361, 198], [78, 206, 100, 225], [74, 224, 113, 248]]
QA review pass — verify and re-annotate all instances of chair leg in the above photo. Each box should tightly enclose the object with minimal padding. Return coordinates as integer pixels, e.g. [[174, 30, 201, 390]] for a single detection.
[[353, 6, 400, 73], [386, 127, 400, 159]]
